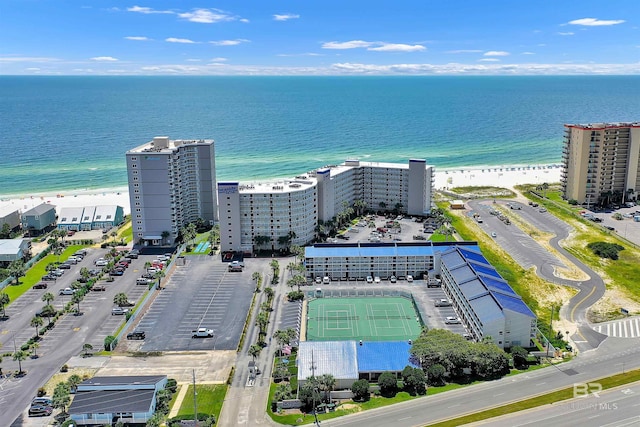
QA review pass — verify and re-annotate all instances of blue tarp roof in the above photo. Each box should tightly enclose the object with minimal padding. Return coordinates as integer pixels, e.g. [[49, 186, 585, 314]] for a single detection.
[[356, 341, 418, 372]]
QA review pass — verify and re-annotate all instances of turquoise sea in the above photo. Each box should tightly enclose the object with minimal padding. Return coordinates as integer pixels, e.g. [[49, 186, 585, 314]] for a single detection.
[[1, 76, 639, 196]]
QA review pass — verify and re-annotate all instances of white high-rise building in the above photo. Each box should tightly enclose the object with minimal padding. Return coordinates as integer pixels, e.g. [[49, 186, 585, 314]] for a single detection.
[[219, 159, 434, 253], [126, 136, 217, 246]]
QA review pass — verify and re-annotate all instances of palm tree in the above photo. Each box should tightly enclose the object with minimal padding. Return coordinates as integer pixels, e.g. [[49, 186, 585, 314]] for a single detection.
[[13, 350, 27, 374], [113, 293, 129, 307], [8, 259, 26, 286], [161, 230, 171, 246], [41, 304, 56, 326], [0, 292, 9, 318], [53, 245, 64, 262], [318, 374, 336, 402], [71, 293, 83, 315], [30, 342, 40, 359], [31, 316, 44, 337], [79, 267, 90, 282], [68, 374, 82, 393], [254, 235, 271, 251], [248, 344, 262, 361], [354, 199, 367, 216], [42, 291, 55, 306], [154, 269, 165, 289]]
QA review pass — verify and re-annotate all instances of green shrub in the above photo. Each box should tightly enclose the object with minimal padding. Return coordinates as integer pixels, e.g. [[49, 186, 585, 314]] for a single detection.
[[587, 241, 625, 260], [104, 335, 117, 351]]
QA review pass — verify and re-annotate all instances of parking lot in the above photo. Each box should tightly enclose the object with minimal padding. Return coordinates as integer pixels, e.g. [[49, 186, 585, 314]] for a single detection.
[[331, 214, 436, 245], [136, 255, 254, 351]]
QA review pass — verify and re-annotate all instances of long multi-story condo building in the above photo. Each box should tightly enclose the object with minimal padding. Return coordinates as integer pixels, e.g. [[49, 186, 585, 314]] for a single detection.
[[218, 159, 434, 253], [126, 136, 217, 246], [561, 122, 640, 206], [304, 242, 536, 349]]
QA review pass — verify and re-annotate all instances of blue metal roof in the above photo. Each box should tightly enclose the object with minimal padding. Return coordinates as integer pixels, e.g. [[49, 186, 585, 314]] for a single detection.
[[304, 243, 481, 259], [469, 263, 502, 278], [469, 294, 505, 325], [459, 278, 490, 300], [458, 247, 489, 265], [356, 341, 418, 372], [493, 292, 536, 317], [479, 275, 517, 296]]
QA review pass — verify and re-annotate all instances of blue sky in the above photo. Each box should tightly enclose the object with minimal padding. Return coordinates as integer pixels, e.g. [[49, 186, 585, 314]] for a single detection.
[[1, 0, 638, 75]]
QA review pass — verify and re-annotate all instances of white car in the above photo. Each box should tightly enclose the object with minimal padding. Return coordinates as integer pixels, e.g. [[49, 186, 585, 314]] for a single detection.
[[407, 275, 414, 282], [315, 277, 322, 284], [374, 276, 381, 283], [366, 276, 373, 283], [491, 232, 497, 238], [445, 316, 461, 324], [111, 307, 129, 316], [389, 275, 397, 283], [95, 259, 108, 267], [59, 287, 76, 295]]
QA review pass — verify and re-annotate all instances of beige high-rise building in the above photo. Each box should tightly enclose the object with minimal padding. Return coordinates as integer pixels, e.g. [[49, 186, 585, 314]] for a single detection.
[[561, 123, 640, 207]]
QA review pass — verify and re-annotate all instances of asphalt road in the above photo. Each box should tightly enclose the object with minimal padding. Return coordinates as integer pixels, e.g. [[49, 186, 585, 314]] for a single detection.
[[468, 200, 608, 353], [322, 336, 640, 427], [469, 381, 640, 427]]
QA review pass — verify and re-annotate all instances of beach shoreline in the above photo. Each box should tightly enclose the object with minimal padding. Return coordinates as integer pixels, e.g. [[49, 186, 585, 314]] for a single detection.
[[0, 163, 562, 217]]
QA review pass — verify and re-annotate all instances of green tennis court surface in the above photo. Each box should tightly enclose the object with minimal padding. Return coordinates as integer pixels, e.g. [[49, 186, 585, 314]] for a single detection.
[[306, 297, 422, 342]]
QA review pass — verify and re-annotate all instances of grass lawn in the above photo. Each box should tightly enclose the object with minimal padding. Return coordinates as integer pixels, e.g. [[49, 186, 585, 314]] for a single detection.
[[177, 384, 227, 420], [182, 233, 213, 255], [117, 220, 133, 243], [3, 244, 85, 303]]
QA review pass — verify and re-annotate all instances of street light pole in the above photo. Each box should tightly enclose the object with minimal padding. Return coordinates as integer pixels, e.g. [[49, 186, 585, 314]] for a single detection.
[[546, 306, 554, 358]]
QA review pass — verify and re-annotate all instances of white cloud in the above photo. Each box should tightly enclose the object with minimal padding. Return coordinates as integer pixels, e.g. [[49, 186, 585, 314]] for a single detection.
[[322, 40, 374, 49], [25, 67, 41, 71], [209, 39, 249, 46], [240, 18, 249, 23], [211, 57, 228, 62], [166, 38, 197, 44], [446, 49, 483, 54], [479, 58, 500, 62], [0, 56, 58, 62], [277, 53, 323, 57], [557, 32, 574, 36], [368, 43, 426, 52], [127, 6, 172, 14], [484, 51, 510, 56], [125, 36, 150, 41], [521, 52, 536, 55], [178, 8, 235, 23], [273, 13, 300, 21], [90, 56, 118, 61], [568, 18, 625, 26]]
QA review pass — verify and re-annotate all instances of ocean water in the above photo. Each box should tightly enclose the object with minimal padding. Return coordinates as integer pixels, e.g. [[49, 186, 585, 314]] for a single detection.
[[1, 75, 639, 196]]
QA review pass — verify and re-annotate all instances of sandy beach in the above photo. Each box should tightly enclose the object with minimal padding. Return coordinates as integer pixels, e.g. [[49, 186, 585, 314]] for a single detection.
[[0, 164, 561, 216]]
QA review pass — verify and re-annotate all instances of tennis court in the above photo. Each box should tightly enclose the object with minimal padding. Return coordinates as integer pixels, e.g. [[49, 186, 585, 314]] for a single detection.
[[306, 297, 422, 342]]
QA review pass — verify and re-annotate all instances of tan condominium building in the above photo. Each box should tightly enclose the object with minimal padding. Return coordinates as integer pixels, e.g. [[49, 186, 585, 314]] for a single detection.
[[561, 122, 640, 207], [218, 159, 434, 253], [126, 137, 217, 246]]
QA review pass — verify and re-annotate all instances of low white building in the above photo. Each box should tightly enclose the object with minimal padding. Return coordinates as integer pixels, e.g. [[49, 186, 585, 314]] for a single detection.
[[0, 239, 31, 264]]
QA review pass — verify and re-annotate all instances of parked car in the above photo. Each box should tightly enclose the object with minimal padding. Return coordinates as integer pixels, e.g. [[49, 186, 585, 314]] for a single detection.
[[127, 331, 146, 340], [32, 282, 48, 289], [406, 275, 414, 282], [32, 397, 53, 406], [491, 232, 497, 238], [605, 225, 615, 231], [111, 307, 129, 315], [41, 274, 57, 281], [57, 263, 71, 269], [374, 276, 381, 283], [366, 276, 373, 283], [109, 269, 124, 276], [28, 405, 53, 417], [91, 285, 106, 291], [95, 259, 108, 267], [445, 316, 461, 324], [390, 275, 397, 283], [52, 269, 64, 277], [59, 287, 76, 295], [127, 251, 139, 259], [192, 328, 214, 338]]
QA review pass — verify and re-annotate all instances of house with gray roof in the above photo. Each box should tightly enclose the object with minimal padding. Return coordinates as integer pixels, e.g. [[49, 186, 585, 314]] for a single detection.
[[439, 246, 536, 349], [0, 206, 21, 232], [0, 239, 31, 265], [69, 375, 167, 426], [57, 206, 84, 231], [21, 203, 56, 236]]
